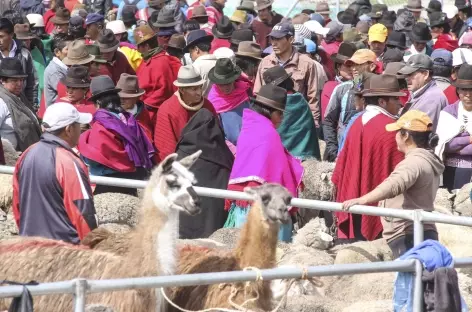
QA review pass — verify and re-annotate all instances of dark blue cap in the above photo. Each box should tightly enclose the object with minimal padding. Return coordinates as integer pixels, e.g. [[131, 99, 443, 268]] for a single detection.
[[183, 29, 214, 53], [268, 22, 295, 39], [85, 13, 104, 26], [431, 48, 453, 67]]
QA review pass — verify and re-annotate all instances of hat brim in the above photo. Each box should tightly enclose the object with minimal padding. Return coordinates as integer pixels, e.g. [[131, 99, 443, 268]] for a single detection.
[[236, 6, 256, 15], [91, 58, 108, 64], [331, 53, 350, 64], [88, 88, 122, 102], [405, 6, 423, 12], [453, 80, 472, 89], [256, 1, 273, 11], [59, 77, 90, 88], [385, 122, 402, 131], [397, 65, 422, 75], [183, 35, 214, 53], [368, 35, 387, 43], [153, 20, 178, 28], [208, 67, 241, 85], [212, 25, 233, 39], [316, 10, 330, 14], [362, 90, 407, 97], [367, 12, 383, 18], [252, 96, 285, 112], [173, 79, 205, 88], [63, 54, 96, 66], [51, 17, 69, 25], [118, 89, 146, 98], [0, 73, 28, 78], [386, 42, 407, 50], [235, 51, 262, 60], [98, 42, 120, 53], [408, 32, 431, 43], [16, 33, 36, 40]]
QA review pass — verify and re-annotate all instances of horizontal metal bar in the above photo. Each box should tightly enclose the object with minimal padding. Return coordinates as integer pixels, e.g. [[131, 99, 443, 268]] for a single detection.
[[0, 260, 417, 298], [421, 211, 472, 227], [454, 258, 472, 268]]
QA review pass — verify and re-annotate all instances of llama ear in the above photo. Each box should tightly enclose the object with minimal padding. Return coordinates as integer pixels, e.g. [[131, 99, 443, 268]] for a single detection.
[[160, 153, 178, 173], [179, 150, 202, 169]]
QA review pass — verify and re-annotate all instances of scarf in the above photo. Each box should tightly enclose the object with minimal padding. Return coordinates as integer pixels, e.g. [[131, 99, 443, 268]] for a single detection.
[[207, 80, 250, 113], [228, 109, 303, 203], [142, 47, 163, 61], [93, 109, 154, 169], [175, 91, 204, 111], [0, 85, 41, 152]]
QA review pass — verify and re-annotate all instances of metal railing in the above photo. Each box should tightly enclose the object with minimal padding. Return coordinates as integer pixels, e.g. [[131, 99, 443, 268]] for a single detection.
[[0, 165, 471, 312]]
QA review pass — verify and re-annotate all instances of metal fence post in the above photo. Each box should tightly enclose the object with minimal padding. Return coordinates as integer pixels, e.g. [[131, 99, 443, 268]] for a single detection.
[[413, 210, 424, 312], [74, 279, 87, 312]]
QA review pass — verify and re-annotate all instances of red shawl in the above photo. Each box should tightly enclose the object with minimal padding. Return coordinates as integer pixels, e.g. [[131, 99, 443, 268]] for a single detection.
[[78, 122, 135, 172], [332, 109, 404, 240]]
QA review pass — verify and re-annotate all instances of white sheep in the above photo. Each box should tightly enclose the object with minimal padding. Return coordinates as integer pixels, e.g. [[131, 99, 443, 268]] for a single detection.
[[93, 192, 140, 232], [453, 183, 472, 217], [292, 217, 333, 250]]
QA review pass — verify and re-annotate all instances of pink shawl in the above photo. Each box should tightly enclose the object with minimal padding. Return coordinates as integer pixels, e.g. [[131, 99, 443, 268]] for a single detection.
[[229, 109, 304, 202], [207, 79, 250, 113]]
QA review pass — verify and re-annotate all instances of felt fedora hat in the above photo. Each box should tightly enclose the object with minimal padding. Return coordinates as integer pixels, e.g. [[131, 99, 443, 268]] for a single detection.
[[256, 0, 274, 11], [152, 6, 178, 28], [330, 42, 357, 64], [86, 44, 107, 64], [0, 57, 28, 78], [63, 40, 95, 66], [133, 25, 157, 46], [97, 29, 120, 53], [429, 12, 448, 28], [191, 5, 208, 18], [235, 41, 262, 60], [262, 66, 292, 86], [173, 65, 205, 87], [455, 0, 471, 10], [212, 16, 234, 39], [383, 61, 407, 79], [405, 0, 423, 12], [117, 73, 145, 98], [253, 84, 287, 112], [51, 7, 71, 25], [237, 1, 257, 16], [315, 2, 330, 14], [230, 28, 254, 45], [167, 34, 186, 50], [378, 11, 396, 28], [362, 74, 407, 97], [183, 29, 214, 53], [14, 24, 36, 40], [208, 58, 241, 84], [426, 0, 442, 13], [88, 75, 121, 102], [367, 3, 388, 18], [60, 65, 91, 88], [386, 31, 407, 49], [409, 22, 432, 43], [453, 64, 472, 89]]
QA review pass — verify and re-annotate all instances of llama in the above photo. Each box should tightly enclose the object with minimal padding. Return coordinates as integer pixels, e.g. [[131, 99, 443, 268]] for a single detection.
[[0, 151, 202, 312], [168, 183, 292, 311]]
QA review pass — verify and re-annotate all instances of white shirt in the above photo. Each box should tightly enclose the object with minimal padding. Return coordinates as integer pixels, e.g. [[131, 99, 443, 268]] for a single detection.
[[0, 41, 17, 58]]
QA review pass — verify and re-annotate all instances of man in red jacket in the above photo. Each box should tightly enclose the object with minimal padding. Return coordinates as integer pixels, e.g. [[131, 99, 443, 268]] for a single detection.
[[134, 24, 181, 125]]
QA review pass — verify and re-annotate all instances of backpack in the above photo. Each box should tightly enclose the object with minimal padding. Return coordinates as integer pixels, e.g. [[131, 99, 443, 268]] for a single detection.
[[123, 0, 140, 14]]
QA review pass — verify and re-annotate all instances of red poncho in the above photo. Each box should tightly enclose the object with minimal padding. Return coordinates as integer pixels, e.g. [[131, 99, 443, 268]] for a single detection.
[[332, 107, 404, 241]]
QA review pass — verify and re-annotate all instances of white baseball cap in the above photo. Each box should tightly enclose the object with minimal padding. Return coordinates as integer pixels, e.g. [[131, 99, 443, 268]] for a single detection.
[[452, 48, 472, 67], [444, 6, 459, 19], [304, 20, 330, 37], [26, 14, 45, 28], [106, 20, 127, 35], [42, 103, 93, 132]]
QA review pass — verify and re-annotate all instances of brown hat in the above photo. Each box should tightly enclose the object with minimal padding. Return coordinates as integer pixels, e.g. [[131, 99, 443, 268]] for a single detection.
[[235, 41, 262, 60], [405, 0, 423, 12], [191, 5, 208, 18], [384, 62, 407, 79], [14, 24, 35, 40], [316, 2, 330, 14], [167, 34, 186, 50], [133, 25, 156, 46], [51, 7, 71, 25], [63, 40, 95, 65], [362, 74, 407, 97], [97, 29, 120, 53], [117, 73, 145, 98], [253, 84, 287, 112], [255, 0, 274, 11], [60, 65, 91, 88]]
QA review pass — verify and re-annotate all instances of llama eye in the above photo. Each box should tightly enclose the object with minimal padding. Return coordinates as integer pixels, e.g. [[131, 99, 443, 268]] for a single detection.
[[167, 180, 180, 188]]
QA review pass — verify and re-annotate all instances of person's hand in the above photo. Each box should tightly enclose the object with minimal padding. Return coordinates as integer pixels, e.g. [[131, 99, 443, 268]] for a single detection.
[[342, 198, 365, 211]]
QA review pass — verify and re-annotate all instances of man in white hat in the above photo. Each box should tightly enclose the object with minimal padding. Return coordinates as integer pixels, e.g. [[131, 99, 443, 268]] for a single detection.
[[13, 102, 97, 245], [154, 65, 217, 162]]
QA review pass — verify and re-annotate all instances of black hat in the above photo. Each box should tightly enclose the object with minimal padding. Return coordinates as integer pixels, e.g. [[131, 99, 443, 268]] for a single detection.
[[338, 9, 358, 26], [262, 66, 292, 86], [378, 11, 396, 28], [0, 58, 27, 78], [453, 64, 472, 89], [429, 12, 448, 28], [152, 5, 178, 28], [330, 42, 357, 64], [212, 16, 234, 39], [253, 84, 287, 112], [60, 65, 91, 88], [426, 0, 442, 13], [230, 28, 254, 45], [88, 75, 121, 102], [394, 9, 415, 32], [382, 47, 405, 64], [183, 29, 214, 53], [409, 22, 432, 43], [455, 0, 471, 10], [208, 58, 241, 84], [97, 29, 120, 53], [386, 31, 407, 49], [122, 6, 137, 24], [367, 3, 388, 18]]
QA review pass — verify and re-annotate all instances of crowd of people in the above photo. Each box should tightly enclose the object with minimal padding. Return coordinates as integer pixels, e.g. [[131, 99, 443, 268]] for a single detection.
[[2, 0, 472, 258]]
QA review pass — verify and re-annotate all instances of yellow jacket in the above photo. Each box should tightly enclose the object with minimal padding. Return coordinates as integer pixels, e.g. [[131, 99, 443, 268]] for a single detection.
[[118, 46, 143, 71]]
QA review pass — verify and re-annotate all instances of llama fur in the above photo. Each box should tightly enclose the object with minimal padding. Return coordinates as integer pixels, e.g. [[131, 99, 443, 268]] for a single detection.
[[0, 152, 202, 312], [168, 184, 292, 312], [292, 217, 334, 250]]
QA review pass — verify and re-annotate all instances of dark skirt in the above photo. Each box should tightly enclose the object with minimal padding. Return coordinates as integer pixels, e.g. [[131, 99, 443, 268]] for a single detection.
[[443, 166, 472, 192]]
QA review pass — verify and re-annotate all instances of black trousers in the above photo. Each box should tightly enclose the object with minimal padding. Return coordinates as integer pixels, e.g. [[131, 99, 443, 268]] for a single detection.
[[388, 230, 439, 259]]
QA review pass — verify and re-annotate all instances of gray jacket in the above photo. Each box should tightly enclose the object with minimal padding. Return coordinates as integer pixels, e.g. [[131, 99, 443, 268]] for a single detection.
[[43, 57, 68, 106]]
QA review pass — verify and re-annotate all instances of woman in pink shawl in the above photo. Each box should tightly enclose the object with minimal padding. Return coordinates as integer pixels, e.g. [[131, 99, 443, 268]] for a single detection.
[[208, 58, 252, 148], [223, 84, 304, 242]]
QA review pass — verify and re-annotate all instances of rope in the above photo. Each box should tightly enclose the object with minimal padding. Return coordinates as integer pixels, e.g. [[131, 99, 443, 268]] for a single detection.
[[159, 266, 323, 312]]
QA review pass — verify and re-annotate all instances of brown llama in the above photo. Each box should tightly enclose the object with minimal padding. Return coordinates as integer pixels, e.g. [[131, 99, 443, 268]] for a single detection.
[[0, 151, 202, 312], [167, 183, 292, 312]]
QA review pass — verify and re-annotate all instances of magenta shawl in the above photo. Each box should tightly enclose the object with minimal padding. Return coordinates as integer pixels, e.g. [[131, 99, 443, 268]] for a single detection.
[[229, 109, 304, 199], [207, 79, 250, 113]]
